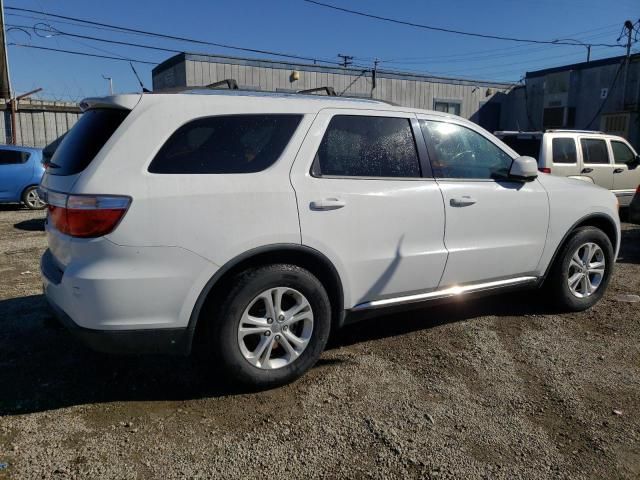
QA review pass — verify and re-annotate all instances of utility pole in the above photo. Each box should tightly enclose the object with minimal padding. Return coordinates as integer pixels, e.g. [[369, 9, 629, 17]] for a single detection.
[[0, 0, 12, 99], [102, 75, 114, 95], [371, 58, 379, 98], [338, 54, 353, 68], [586, 45, 591, 63], [620, 20, 633, 109]]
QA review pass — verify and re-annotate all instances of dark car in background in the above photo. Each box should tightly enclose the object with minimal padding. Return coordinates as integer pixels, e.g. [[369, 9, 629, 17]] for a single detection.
[[629, 185, 640, 224]]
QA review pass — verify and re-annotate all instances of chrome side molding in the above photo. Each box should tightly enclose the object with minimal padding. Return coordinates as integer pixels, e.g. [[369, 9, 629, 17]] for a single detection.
[[351, 276, 539, 312]]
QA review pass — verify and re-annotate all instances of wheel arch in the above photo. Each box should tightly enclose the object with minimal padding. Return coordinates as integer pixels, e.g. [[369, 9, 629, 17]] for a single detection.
[[186, 244, 345, 354], [541, 213, 619, 282]]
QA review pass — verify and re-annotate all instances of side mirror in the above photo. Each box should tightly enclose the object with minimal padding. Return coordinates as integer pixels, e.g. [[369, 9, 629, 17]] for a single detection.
[[628, 155, 640, 169], [509, 156, 538, 182]]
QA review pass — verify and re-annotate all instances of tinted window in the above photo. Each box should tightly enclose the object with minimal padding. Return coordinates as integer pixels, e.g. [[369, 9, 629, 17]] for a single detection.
[[0, 149, 29, 165], [149, 115, 301, 174], [421, 120, 513, 179], [500, 136, 541, 159], [552, 138, 577, 164], [580, 139, 609, 164], [313, 116, 420, 178], [611, 141, 635, 164], [48, 109, 129, 176]]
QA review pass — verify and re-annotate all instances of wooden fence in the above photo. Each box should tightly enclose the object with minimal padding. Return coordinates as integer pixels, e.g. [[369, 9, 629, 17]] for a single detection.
[[0, 99, 81, 148]]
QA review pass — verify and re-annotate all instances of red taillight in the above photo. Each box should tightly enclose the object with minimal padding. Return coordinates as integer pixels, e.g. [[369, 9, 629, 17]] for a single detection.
[[538, 167, 551, 174], [44, 191, 130, 238]]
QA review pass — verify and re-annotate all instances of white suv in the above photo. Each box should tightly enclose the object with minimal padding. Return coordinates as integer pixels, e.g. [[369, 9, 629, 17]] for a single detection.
[[495, 130, 640, 206], [40, 90, 620, 387]]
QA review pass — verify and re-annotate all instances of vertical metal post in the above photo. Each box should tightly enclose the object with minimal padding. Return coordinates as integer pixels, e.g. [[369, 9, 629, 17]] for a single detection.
[[620, 20, 633, 109], [586, 45, 591, 63]]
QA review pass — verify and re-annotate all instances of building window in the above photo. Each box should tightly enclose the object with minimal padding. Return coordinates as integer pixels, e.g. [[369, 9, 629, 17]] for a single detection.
[[433, 100, 461, 116]]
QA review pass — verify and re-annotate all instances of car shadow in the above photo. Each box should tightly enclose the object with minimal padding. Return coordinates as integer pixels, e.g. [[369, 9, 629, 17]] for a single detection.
[[13, 217, 45, 232], [0, 289, 548, 416], [616, 225, 640, 265]]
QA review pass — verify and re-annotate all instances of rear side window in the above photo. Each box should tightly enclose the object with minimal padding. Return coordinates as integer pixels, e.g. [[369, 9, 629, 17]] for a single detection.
[[499, 136, 541, 159], [580, 138, 609, 164], [48, 109, 129, 176], [312, 115, 420, 178], [552, 138, 577, 164], [148, 115, 302, 174], [0, 149, 29, 165]]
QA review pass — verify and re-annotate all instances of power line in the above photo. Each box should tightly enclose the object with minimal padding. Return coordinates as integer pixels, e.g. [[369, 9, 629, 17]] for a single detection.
[[8, 22, 182, 55], [8, 43, 158, 65], [303, 0, 626, 48], [5, 5, 343, 66]]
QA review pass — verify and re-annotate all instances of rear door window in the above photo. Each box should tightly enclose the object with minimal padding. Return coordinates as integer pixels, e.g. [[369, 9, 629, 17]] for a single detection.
[[148, 114, 302, 174], [551, 138, 577, 164], [48, 109, 129, 176], [0, 149, 29, 165], [580, 138, 610, 165], [312, 115, 421, 178]]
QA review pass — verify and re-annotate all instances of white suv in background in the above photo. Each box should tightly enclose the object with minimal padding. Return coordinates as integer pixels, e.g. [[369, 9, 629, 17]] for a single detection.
[[40, 90, 620, 388], [495, 130, 640, 206]]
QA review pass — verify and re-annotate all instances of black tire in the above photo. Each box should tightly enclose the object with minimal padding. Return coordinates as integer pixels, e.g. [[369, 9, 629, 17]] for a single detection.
[[546, 226, 614, 312], [205, 264, 331, 389], [22, 186, 45, 210]]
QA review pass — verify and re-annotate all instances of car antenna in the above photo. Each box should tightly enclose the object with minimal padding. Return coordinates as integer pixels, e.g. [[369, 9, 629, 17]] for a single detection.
[[129, 62, 151, 93]]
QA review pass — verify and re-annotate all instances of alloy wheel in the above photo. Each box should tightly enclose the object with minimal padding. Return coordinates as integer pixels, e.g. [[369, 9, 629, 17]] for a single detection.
[[237, 287, 314, 369]]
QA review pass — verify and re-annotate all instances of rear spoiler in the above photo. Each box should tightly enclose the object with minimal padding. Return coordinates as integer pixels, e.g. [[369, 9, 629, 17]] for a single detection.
[[79, 93, 142, 112]]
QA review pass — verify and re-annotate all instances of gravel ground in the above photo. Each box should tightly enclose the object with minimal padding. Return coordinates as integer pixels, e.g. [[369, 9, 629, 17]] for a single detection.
[[0, 205, 639, 479]]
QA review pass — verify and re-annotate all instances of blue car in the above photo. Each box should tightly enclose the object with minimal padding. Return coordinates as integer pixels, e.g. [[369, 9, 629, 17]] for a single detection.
[[0, 145, 45, 209]]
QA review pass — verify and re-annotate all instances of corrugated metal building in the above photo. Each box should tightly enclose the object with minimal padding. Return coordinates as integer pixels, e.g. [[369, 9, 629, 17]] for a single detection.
[[517, 53, 640, 147], [152, 53, 516, 132]]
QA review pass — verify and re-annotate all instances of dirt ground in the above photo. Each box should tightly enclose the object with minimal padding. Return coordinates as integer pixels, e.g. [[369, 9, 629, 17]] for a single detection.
[[0, 205, 638, 480]]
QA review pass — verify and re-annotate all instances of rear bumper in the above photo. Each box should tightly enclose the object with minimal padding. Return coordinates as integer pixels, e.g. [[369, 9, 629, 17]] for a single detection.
[[46, 295, 190, 355], [40, 241, 217, 355]]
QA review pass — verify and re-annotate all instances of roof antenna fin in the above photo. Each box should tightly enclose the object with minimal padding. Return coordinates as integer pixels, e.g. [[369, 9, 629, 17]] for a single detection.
[[129, 62, 151, 93]]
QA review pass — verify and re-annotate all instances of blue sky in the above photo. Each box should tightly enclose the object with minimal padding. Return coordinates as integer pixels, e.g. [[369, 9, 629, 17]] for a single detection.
[[6, 0, 639, 101]]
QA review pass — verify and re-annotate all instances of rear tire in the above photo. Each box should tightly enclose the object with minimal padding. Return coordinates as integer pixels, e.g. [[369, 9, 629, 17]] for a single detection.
[[204, 264, 331, 389], [546, 226, 614, 311], [22, 186, 45, 210]]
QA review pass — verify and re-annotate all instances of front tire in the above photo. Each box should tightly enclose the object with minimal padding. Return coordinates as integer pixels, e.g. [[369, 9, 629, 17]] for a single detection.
[[546, 226, 614, 311], [22, 186, 45, 210], [206, 264, 331, 389]]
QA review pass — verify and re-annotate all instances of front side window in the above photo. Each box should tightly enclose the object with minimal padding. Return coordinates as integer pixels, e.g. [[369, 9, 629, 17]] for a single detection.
[[552, 138, 577, 164], [580, 139, 610, 165], [149, 114, 302, 174], [312, 115, 420, 178], [0, 149, 29, 165], [434, 101, 461, 116], [611, 140, 635, 164], [420, 120, 513, 180]]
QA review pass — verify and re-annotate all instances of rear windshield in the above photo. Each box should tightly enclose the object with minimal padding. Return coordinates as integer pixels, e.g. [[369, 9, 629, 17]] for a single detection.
[[47, 109, 129, 176], [499, 136, 541, 161]]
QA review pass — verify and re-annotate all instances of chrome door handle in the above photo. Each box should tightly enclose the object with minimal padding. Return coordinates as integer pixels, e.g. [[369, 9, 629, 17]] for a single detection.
[[581, 167, 593, 173], [613, 168, 624, 173], [310, 198, 346, 211], [450, 196, 477, 207]]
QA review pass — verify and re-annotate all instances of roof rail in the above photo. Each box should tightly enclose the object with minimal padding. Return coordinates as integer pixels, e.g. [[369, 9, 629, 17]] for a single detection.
[[545, 129, 604, 134], [297, 86, 337, 96], [205, 79, 239, 90]]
